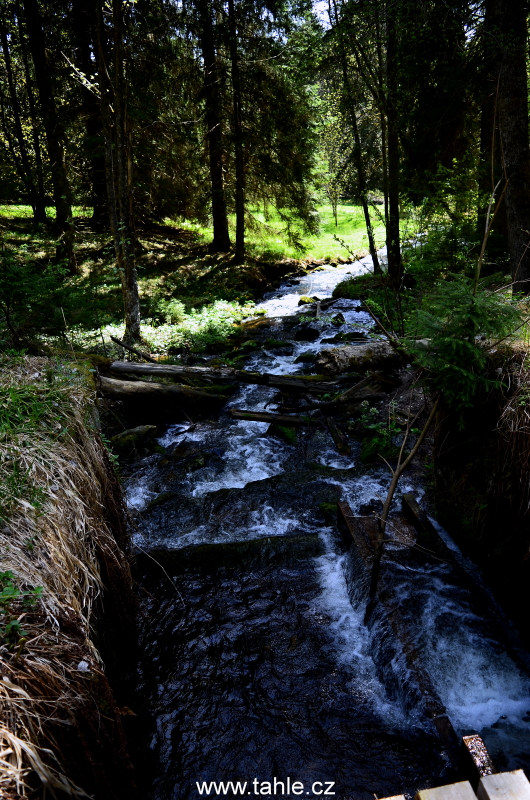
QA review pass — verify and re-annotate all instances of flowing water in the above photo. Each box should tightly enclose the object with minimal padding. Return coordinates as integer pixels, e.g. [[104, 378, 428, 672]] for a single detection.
[[128, 255, 530, 799]]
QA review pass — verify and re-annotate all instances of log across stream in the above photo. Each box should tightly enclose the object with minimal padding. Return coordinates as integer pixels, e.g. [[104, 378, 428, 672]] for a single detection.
[[124, 256, 530, 799]]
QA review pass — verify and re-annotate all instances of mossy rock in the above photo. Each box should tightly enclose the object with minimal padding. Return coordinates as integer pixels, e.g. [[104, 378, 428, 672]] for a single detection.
[[295, 352, 317, 364], [319, 501, 338, 522], [298, 296, 318, 305], [237, 339, 259, 353], [111, 424, 157, 451], [268, 424, 297, 444]]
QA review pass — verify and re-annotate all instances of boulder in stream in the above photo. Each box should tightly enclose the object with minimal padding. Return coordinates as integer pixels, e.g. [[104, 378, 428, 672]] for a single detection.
[[111, 424, 157, 451], [315, 341, 402, 375]]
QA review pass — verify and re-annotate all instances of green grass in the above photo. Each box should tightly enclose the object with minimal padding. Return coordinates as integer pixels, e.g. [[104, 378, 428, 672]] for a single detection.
[[171, 203, 388, 262], [0, 204, 92, 220]]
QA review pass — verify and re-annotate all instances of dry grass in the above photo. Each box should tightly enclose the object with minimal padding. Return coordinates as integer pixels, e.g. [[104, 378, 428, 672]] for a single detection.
[[0, 355, 132, 797]]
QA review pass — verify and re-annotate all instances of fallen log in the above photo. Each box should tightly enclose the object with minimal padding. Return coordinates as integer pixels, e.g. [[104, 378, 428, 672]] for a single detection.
[[326, 417, 351, 455], [108, 360, 340, 394], [99, 376, 226, 405], [229, 408, 309, 426]]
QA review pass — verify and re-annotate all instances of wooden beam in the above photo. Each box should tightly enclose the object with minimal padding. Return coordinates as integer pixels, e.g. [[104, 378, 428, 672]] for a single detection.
[[229, 409, 309, 426], [478, 770, 530, 800], [415, 781, 477, 800], [108, 360, 341, 394]]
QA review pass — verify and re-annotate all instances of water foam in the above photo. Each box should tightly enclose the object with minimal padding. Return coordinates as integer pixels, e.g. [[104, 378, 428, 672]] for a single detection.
[[312, 529, 401, 720]]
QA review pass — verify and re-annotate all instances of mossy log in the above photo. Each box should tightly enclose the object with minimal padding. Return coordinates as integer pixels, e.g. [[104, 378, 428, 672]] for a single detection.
[[230, 408, 309, 426], [108, 361, 339, 394], [99, 376, 226, 406]]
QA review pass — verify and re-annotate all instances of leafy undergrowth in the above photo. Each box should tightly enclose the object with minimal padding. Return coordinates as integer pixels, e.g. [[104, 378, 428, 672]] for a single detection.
[[63, 299, 260, 358]]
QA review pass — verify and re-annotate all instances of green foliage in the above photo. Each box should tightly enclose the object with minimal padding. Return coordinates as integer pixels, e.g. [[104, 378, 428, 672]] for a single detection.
[[151, 299, 187, 325], [357, 401, 414, 463], [0, 243, 68, 346], [406, 275, 522, 413], [0, 571, 43, 647]]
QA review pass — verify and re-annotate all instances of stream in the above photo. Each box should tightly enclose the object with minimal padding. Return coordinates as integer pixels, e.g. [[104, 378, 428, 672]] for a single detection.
[[126, 255, 530, 799]]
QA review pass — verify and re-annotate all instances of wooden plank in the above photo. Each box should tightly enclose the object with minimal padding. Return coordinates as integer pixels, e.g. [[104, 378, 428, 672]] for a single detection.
[[402, 493, 440, 539], [477, 770, 530, 800], [229, 409, 308, 426], [336, 501, 377, 562], [338, 501, 462, 768], [462, 734, 495, 780], [267, 375, 338, 394], [416, 781, 477, 800], [378, 796, 406, 800]]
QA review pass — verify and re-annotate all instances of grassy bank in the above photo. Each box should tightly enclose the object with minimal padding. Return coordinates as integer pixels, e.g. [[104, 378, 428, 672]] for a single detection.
[[0, 354, 136, 798]]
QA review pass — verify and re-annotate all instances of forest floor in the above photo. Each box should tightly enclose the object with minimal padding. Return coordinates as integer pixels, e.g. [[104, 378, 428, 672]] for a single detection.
[[0, 202, 389, 359]]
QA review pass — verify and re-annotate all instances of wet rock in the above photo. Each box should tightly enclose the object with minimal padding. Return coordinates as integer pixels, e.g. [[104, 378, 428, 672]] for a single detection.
[[295, 352, 317, 364], [294, 326, 320, 342], [111, 424, 157, 451], [263, 338, 295, 355], [315, 341, 402, 376], [298, 295, 319, 305]]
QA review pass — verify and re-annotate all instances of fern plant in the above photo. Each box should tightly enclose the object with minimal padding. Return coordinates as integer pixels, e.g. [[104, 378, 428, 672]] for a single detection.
[[406, 275, 521, 413]]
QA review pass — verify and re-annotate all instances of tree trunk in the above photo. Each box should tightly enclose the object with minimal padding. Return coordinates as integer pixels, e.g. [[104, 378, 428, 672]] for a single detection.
[[16, 2, 47, 222], [350, 109, 381, 274], [22, 0, 75, 270], [198, 0, 230, 252], [0, 17, 44, 221], [227, 0, 244, 260], [112, 0, 140, 341], [375, 9, 389, 230], [71, 1, 108, 230], [495, 0, 530, 293], [385, 7, 402, 285], [95, 0, 120, 254], [476, 0, 508, 242], [330, 0, 381, 275]]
